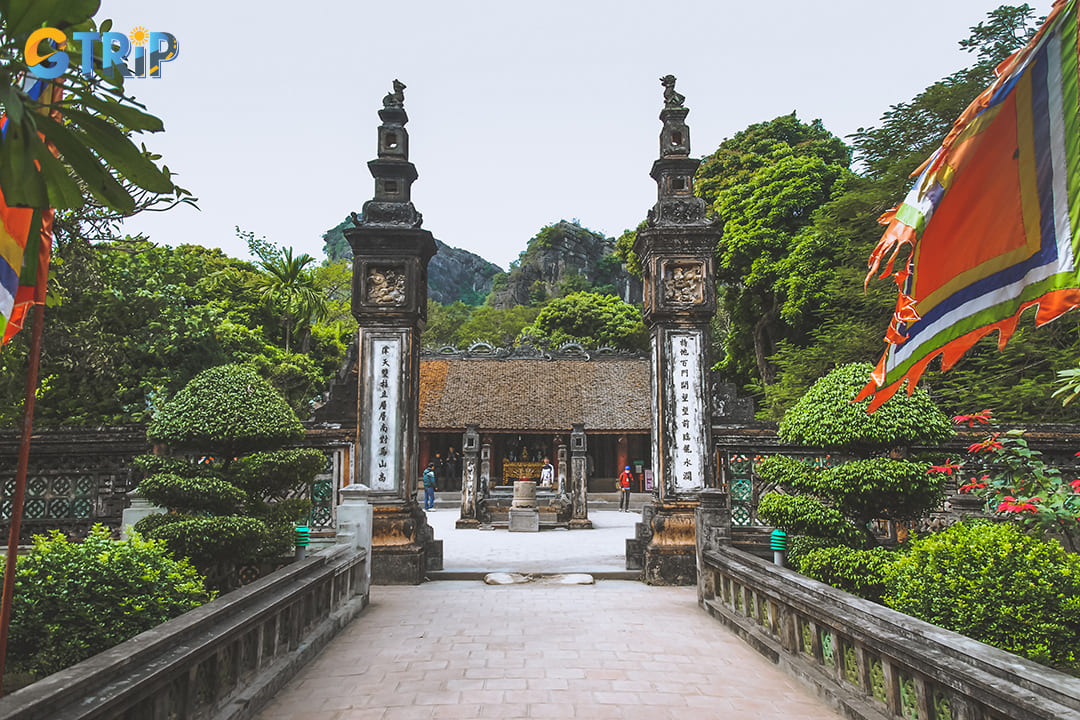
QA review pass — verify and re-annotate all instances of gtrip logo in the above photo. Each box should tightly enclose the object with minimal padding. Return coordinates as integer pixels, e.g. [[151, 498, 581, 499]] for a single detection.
[[26, 26, 179, 80]]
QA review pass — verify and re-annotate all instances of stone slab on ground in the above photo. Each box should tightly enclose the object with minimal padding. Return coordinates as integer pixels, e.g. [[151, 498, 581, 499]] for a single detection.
[[253, 581, 843, 720]]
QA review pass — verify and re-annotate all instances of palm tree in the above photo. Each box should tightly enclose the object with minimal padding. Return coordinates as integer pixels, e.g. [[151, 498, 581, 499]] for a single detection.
[[252, 247, 328, 353]]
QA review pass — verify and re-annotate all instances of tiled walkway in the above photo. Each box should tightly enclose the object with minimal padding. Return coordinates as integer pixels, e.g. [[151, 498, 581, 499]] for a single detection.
[[255, 579, 842, 719]]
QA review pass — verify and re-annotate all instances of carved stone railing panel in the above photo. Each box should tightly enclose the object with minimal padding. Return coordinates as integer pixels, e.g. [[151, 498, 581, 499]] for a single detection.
[[0, 544, 369, 720], [696, 538, 1080, 720]]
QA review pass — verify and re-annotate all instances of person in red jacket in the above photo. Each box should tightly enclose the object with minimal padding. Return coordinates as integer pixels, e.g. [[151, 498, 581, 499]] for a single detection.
[[617, 466, 633, 512]]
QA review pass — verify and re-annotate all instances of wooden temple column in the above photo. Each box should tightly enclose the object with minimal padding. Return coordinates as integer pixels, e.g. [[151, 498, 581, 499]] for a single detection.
[[630, 76, 721, 585], [347, 79, 442, 584]]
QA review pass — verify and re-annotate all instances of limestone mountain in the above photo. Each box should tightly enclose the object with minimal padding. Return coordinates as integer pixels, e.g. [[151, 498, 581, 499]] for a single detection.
[[322, 217, 502, 306], [489, 220, 642, 309]]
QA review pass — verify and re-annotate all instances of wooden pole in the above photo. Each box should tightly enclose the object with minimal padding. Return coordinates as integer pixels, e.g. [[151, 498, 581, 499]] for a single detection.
[[0, 275, 47, 695]]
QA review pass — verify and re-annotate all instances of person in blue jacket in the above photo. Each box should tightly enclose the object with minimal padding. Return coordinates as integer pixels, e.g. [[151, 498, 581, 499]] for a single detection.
[[422, 462, 437, 510]]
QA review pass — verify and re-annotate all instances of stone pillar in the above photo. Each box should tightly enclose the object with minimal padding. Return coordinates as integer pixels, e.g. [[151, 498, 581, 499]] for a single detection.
[[569, 423, 592, 529], [457, 424, 481, 528], [480, 440, 491, 492], [695, 488, 730, 603], [347, 80, 442, 584], [556, 442, 568, 496], [120, 488, 163, 541], [631, 76, 722, 585], [509, 480, 540, 532], [336, 484, 374, 599]]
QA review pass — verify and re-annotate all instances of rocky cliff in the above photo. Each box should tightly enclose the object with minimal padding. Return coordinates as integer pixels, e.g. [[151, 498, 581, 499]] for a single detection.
[[489, 221, 642, 309]]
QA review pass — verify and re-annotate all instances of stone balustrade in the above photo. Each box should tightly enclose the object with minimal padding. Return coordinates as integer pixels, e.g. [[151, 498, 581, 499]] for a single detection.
[[695, 506, 1080, 720], [0, 543, 370, 720]]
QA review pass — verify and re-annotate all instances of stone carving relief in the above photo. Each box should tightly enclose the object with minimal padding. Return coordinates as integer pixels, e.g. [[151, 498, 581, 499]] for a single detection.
[[662, 262, 704, 305], [353, 203, 423, 228], [367, 267, 407, 305]]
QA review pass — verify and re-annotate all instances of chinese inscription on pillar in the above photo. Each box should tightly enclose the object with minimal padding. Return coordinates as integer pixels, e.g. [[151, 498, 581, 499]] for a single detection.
[[367, 337, 402, 491], [666, 330, 705, 493]]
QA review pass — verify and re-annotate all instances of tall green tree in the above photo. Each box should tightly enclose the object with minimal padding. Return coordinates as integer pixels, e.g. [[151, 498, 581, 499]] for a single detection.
[[755, 4, 1061, 422], [241, 229, 328, 353], [696, 114, 852, 386]]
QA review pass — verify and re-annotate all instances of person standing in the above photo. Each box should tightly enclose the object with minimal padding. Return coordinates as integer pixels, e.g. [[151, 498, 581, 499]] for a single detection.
[[422, 462, 437, 510], [618, 465, 633, 512], [539, 458, 554, 488]]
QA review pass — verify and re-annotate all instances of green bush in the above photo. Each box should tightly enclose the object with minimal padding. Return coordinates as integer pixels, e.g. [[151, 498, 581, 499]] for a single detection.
[[757, 493, 863, 546], [232, 448, 326, 496], [143, 515, 268, 567], [147, 364, 302, 456], [885, 522, 1080, 670], [798, 545, 897, 603], [2, 526, 212, 678], [759, 364, 951, 555], [779, 363, 953, 449], [138, 473, 246, 514]]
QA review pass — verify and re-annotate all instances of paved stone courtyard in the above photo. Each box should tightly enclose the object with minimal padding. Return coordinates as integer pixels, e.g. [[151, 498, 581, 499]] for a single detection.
[[425, 504, 640, 575], [256, 511, 841, 719]]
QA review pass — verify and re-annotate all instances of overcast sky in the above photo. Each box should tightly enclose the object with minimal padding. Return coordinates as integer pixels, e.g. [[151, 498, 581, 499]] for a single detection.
[[100, 0, 1023, 270]]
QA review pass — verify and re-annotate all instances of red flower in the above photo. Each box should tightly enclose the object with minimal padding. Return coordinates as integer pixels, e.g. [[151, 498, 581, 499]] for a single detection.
[[928, 459, 962, 475], [997, 496, 1040, 513], [958, 475, 989, 494], [953, 409, 993, 427], [967, 433, 1003, 453], [1069, 479, 1080, 493]]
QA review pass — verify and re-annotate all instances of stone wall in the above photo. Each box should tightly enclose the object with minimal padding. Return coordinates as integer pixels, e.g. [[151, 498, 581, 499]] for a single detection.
[[0, 426, 354, 544]]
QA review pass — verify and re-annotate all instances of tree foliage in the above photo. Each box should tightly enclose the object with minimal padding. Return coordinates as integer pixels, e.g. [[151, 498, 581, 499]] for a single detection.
[[0, 239, 347, 426], [517, 292, 648, 350], [241, 228, 328, 353], [697, 114, 851, 386]]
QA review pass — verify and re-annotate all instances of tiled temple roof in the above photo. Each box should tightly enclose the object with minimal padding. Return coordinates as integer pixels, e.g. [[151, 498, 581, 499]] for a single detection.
[[419, 358, 650, 432]]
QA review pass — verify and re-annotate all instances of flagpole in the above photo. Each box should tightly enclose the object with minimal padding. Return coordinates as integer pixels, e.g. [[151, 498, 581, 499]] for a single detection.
[[0, 273, 47, 695]]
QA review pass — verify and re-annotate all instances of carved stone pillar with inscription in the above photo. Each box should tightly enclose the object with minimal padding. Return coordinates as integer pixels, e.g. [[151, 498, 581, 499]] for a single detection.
[[627, 75, 721, 585], [456, 424, 481, 529], [556, 442, 568, 496], [568, 423, 592, 529], [346, 80, 442, 584]]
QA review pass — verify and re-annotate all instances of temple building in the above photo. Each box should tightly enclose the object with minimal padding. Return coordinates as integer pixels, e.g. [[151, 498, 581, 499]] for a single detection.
[[316, 344, 652, 493]]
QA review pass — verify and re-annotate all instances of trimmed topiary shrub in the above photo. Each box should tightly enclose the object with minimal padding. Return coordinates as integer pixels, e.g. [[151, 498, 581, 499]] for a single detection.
[[3, 525, 212, 678], [885, 522, 1080, 671], [779, 362, 953, 449], [136, 364, 324, 588], [147, 364, 303, 456], [757, 363, 953, 579]]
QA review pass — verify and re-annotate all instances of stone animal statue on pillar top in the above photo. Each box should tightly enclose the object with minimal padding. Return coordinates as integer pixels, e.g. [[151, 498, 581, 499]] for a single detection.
[[383, 79, 406, 107], [660, 75, 684, 108]]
